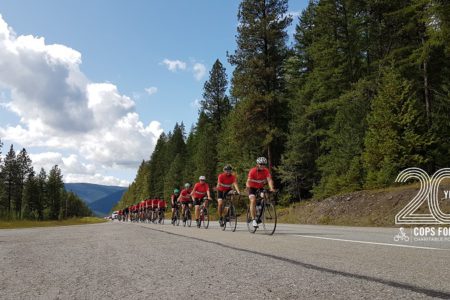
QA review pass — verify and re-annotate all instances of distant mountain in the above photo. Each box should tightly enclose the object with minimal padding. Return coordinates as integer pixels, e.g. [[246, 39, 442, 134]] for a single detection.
[[64, 183, 127, 216], [89, 189, 126, 216]]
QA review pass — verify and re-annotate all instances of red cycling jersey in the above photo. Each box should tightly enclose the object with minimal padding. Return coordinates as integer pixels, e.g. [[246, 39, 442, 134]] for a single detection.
[[158, 199, 166, 208], [192, 182, 209, 199], [247, 166, 271, 189], [217, 173, 236, 192], [152, 199, 159, 208], [179, 189, 192, 203], [145, 199, 152, 208]]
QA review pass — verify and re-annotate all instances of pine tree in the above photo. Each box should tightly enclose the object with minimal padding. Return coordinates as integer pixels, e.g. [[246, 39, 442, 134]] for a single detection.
[[37, 168, 47, 220], [16, 148, 32, 218], [228, 0, 292, 168], [22, 170, 40, 220], [313, 79, 375, 198], [2, 145, 18, 216], [148, 133, 168, 198], [47, 165, 64, 220], [201, 59, 231, 130], [363, 67, 429, 188], [192, 113, 217, 185]]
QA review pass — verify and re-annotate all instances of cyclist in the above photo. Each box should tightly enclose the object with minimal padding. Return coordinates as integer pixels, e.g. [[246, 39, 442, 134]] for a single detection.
[[171, 188, 181, 224], [246, 157, 275, 228], [151, 198, 159, 222], [158, 197, 166, 223], [191, 176, 212, 227], [178, 183, 193, 224], [145, 199, 152, 222], [217, 165, 240, 227]]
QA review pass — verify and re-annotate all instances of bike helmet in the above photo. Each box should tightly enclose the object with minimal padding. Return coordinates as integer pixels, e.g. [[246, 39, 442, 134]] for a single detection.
[[184, 183, 191, 188], [173, 188, 180, 194], [256, 157, 267, 165], [199, 175, 206, 181], [223, 165, 232, 172]]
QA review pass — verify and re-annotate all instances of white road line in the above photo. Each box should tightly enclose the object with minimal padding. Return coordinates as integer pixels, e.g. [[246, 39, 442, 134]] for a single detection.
[[296, 235, 447, 251]]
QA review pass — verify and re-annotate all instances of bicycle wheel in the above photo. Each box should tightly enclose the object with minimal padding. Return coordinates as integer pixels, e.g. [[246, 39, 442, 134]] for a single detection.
[[187, 210, 192, 227], [229, 204, 237, 232], [246, 206, 257, 233], [202, 203, 210, 229], [262, 201, 277, 235], [175, 209, 180, 226]]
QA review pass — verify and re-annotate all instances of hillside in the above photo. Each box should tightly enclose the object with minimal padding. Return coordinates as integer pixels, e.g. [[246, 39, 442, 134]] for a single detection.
[[89, 189, 126, 216], [278, 183, 450, 227], [64, 183, 127, 216]]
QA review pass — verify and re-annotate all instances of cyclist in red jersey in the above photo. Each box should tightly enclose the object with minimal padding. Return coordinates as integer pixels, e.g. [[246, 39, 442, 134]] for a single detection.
[[217, 165, 240, 227], [246, 157, 275, 228], [191, 176, 212, 227], [145, 199, 152, 222], [151, 198, 159, 221], [158, 198, 166, 223], [170, 188, 181, 224], [178, 183, 193, 223]]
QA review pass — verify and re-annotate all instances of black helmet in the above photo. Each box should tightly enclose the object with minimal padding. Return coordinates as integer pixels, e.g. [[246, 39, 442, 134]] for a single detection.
[[223, 165, 232, 172]]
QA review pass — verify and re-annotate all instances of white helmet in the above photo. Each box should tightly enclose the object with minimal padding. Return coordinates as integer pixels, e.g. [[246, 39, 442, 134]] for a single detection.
[[199, 175, 206, 181], [256, 157, 267, 165]]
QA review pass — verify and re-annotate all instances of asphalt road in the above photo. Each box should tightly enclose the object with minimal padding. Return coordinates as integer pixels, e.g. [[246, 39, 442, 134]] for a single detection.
[[1, 221, 450, 299]]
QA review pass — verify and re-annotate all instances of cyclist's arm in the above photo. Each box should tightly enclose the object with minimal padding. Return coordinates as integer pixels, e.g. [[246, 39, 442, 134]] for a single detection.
[[207, 189, 211, 200], [246, 178, 251, 189], [233, 181, 240, 194], [267, 177, 275, 192]]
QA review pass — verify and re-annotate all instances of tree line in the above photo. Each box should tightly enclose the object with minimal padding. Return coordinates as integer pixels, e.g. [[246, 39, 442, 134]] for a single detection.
[[0, 142, 92, 220], [115, 0, 450, 209]]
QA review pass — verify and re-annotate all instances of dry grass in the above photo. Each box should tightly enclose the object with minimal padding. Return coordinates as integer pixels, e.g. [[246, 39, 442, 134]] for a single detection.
[[277, 183, 450, 227], [0, 217, 107, 229]]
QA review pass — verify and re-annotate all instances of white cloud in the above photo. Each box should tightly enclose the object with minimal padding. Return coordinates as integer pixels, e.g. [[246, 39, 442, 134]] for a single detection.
[[162, 59, 186, 72], [193, 63, 206, 81], [0, 15, 163, 185], [30, 152, 129, 186], [145, 86, 158, 96]]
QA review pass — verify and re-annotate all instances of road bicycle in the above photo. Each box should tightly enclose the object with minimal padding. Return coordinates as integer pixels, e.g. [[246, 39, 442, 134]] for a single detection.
[[198, 197, 210, 229], [246, 189, 277, 235], [182, 203, 192, 227], [222, 191, 238, 232], [172, 202, 181, 226], [158, 208, 165, 224]]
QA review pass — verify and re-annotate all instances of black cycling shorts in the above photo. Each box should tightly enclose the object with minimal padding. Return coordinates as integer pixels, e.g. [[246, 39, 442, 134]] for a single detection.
[[193, 198, 204, 206], [217, 190, 231, 200], [248, 188, 260, 197]]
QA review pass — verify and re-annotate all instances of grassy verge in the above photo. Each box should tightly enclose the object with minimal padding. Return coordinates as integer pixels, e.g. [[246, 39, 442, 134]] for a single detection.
[[0, 217, 107, 229]]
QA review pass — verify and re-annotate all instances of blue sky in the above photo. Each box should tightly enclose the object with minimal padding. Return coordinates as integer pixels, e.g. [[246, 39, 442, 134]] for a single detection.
[[0, 0, 307, 186]]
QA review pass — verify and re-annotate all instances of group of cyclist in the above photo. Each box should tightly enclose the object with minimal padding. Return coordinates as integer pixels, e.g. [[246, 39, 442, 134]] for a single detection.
[[117, 157, 275, 229], [116, 197, 166, 224]]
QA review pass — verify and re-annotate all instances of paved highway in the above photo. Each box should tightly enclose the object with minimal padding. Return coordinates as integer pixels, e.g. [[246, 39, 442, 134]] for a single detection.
[[1, 221, 449, 299]]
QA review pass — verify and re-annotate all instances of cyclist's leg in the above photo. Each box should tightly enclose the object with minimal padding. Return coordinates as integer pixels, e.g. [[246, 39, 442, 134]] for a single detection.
[[181, 203, 186, 220], [248, 188, 257, 221], [194, 199, 200, 223]]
